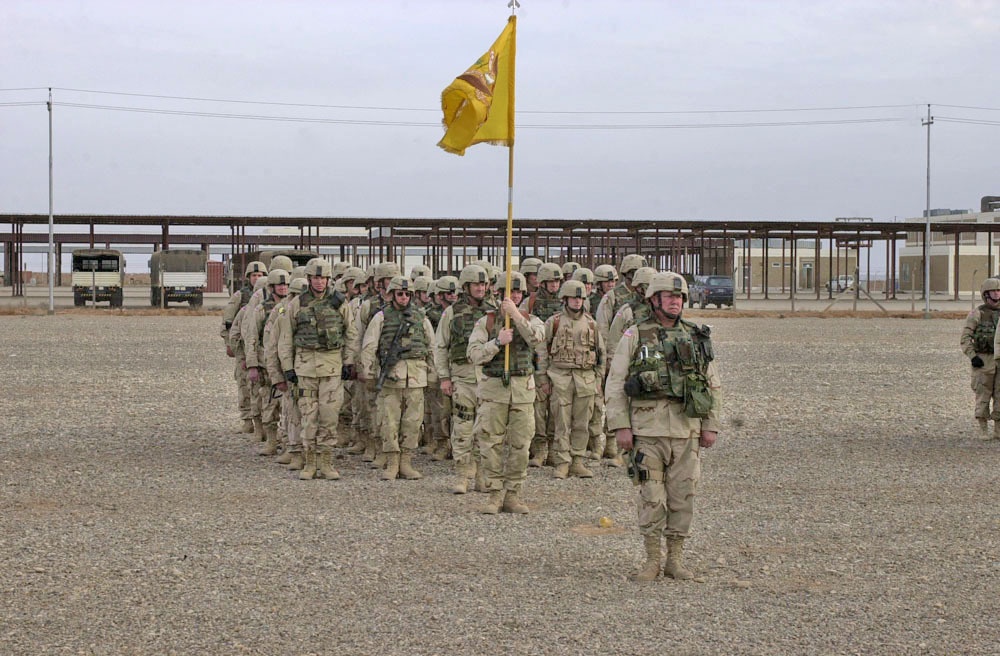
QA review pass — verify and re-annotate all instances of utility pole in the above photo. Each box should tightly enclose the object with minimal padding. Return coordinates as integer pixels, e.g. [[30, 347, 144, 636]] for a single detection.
[[47, 88, 54, 315], [922, 104, 933, 319]]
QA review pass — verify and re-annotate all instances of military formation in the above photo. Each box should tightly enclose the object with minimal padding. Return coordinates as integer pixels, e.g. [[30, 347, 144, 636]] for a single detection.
[[221, 254, 722, 582]]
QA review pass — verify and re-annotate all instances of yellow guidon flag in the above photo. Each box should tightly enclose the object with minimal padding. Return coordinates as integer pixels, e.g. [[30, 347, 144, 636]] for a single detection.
[[438, 16, 516, 156]]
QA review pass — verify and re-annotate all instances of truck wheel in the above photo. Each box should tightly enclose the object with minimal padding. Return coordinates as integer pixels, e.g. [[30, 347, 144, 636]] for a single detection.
[[73, 293, 85, 307], [190, 295, 203, 309], [151, 289, 159, 306], [111, 290, 124, 308]]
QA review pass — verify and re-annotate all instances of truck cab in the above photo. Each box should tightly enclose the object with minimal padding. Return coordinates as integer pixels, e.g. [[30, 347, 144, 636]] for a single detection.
[[72, 249, 126, 307]]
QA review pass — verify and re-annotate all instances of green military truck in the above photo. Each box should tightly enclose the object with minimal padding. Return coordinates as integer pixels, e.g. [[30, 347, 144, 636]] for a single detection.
[[149, 249, 208, 308], [72, 248, 126, 307], [225, 249, 320, 293]]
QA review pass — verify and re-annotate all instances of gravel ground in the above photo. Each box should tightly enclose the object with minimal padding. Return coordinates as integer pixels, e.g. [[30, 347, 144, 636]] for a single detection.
[[2, 313, 998, 655]]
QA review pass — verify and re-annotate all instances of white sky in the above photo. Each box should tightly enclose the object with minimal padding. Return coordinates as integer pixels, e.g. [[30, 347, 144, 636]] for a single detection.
[[1, 0, 998, 231]]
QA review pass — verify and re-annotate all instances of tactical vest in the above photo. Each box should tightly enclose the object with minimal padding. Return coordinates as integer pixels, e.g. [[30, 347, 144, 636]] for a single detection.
[[293, 289, 347, 351], [426, 303, 445, 330], [973, 305, 999, 354], [548, 311, 598, 369], [239, 284, 253, 309], [255, 296, 278, 346], [482, 312, 535, 377], [378, 305, 429, 361], [625, 319, 714, 418], [611, 282, 639, 317], [448, 295, 490, 364], [528, 289, 562, 323], [588, 290, 605, 315]]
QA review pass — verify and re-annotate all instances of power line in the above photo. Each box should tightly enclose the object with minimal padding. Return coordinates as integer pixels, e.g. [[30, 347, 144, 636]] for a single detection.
[[0, 101, 47, 107], [936, 116, 1000, 126], [935, 104, 1000, 112]]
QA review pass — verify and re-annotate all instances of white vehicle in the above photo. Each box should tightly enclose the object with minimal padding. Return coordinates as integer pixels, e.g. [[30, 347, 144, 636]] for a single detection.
[[149, 249, 208, 308], [72, 249, 126, 307], [826, 275, 855, 293]]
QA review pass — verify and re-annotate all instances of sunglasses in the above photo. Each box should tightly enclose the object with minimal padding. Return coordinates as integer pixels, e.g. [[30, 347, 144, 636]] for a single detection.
[[394, 291, 412, 297]]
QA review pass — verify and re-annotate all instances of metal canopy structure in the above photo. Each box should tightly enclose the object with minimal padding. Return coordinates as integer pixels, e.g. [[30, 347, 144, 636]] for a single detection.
[[2, 212, 989, 299]]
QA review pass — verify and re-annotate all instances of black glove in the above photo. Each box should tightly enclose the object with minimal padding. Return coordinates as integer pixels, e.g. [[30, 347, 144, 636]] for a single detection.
[[972, 356, 985, 369], [284, 369, 299, 384], [623, 375, 643, 398], [341, 364, 357, 380]]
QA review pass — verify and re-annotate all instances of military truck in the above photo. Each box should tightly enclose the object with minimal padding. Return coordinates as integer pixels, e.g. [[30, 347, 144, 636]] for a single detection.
[[72, 248, 126, 307], [225, 249, 320, 293], [149, 249, 208, 308]]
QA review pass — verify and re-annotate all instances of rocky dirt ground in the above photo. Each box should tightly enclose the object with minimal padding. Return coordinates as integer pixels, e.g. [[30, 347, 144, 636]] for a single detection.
[[2, 313, 998, 655]]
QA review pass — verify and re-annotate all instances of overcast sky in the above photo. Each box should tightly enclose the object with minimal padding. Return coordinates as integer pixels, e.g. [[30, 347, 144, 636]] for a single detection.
[[2, 0, 998, 230]]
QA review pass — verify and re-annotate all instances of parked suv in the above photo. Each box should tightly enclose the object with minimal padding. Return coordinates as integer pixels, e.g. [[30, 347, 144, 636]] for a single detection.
[[689, 275, 735, 308], [825, 275, 855, 293]]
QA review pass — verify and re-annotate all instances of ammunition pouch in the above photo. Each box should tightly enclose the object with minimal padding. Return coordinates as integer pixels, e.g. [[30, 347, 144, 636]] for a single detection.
[[453, 402, 475, 421]]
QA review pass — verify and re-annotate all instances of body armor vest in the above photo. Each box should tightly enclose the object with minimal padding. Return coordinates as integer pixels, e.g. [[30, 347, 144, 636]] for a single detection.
[[588, 291, 605, 315], [293, 289, 347, 351], [548, 311, 598, 369], [611, 282, 639, 316], [378, 305, 429, 361], [625, 319, 714, 418], [426, 303, 445, 330], [529, 289, 562, 323], [482, 312, 535, 377], [448, 295, 490, 364], [239, 284, 253, 309], [255, 296, 278, 346], [973, 304, 999, 354]]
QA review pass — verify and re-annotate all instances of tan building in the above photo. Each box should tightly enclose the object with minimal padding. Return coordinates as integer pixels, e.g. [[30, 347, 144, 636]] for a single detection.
[[899, 208, 1000, 296]]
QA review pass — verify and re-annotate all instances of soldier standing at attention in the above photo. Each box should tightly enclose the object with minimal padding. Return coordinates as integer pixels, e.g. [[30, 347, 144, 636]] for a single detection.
[[435, 265, 494, 494], [360, 276, 437, 481], [519, 257, 543, 295], [537, 279, 605, 479], [965, 277, 1000, 438], [265, 276, 308, 469], [467, 271, 545, 514], [221, 260, 267, 433], [276, 259, 359, 481], [243, 268, 290, 457], [522, 263, 564, 468], [425, 276, 459, 461], [606, 272, 721, 582], [595, 254, 648, 345]]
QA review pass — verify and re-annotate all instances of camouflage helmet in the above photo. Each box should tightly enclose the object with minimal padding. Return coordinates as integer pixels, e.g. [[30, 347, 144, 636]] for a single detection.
[[982, 277, 1000, 298], [290, 265, 306, 281], [270, 255, 294, 274], [267, 268, 290, 286], [409, 264, 432, 281], [558, 279, 588, 299], [412, 276, 432, 293], [594, 264, 618, 283], [252, 276, 268, 292], [435, 275, 460, 294], [364, 264, 376, 281], [496, 271, 527, 293], [572, 267, 595, 284], [619, 254, 648, 276], [245, 260, 267, 277], [631, 266, 657, 290], [332, 260, 350, 277], [342, 266, 366, 284], [289, 278, 308, 295], [472, 258, 496, 276], [645, 271, 689, 301], [561, 261, 581, 277], [459, 264, 489, 285], [537, 262, 563, 284], [374, 262, 401, 281], [304, 258, 333, 278], [518, 257, 543, 275], [387, 276, 413, 292]]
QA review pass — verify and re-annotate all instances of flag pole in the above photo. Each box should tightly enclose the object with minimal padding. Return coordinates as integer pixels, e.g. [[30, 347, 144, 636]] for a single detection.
[[503, 0, 519, 382]]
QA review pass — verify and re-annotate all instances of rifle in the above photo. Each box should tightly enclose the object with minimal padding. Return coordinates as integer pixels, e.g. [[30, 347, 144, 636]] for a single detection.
[[375, 318, 412, 392]]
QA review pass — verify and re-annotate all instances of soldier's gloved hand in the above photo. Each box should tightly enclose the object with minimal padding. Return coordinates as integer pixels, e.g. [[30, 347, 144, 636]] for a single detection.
[[226, 346, 235, 358], [972, 356, 985, 368], [284, 369, 298, 385], [247, 367, 260, 384]]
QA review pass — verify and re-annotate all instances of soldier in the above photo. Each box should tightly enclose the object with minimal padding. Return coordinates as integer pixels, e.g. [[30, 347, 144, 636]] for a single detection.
[[359, 276, 436, 481], [243, 268, 290, 456], [425, 276, 458, 461], [966, 278, 1000, 438], [356, 262, 401, 466], [522, 263, 564, 468], [519, 257, 543, 294], [607, 267, 658, 357], [595, 254, 648, 344], [229, 276, 269, 442], [265, 276, 308, 468], [435, 264, 494, 494], [340, 266, 371, 457], [332, 260, 350, 282], [561, 261, 581, 279], [591, 264, 618, 312], [467, 271, 545, 514], [411, 276, 433, 309], [221, 260, 267, 433], [572, 267, 596, 312], [409, 264, 432, 281], [537, 279, 606, 479], [276, 259, 359, 481], [606, 272, 721, 582]]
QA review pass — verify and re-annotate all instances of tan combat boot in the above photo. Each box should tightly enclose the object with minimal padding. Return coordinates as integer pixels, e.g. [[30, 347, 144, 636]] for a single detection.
[[380, 452, 400, 481], [631, 535, 662, 582], [479, 490, 505, 514], [978, 418, 989, 437], [252, 417, 265, 442], [286, 451, 304, 470], [502, 490, 529, 514], [346, 441, 367, 455], [240, 418, 255, 434], [257, 425, 279, 456], [474, 461, 487, 492], [398, 451, 423, 480], [361, 438, 376, 462], [664, 537, 694, 580], [553, 462, 570, 480], [298, 451, 317, 480], [317, 451, 341, 480], [275, 448, 293, 465], [431, 440, 450, 461], [528, 443, 547, 468], [450, 462, 470, 494], [371, 444, 387, 469], [569, 456, 594, 478]]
